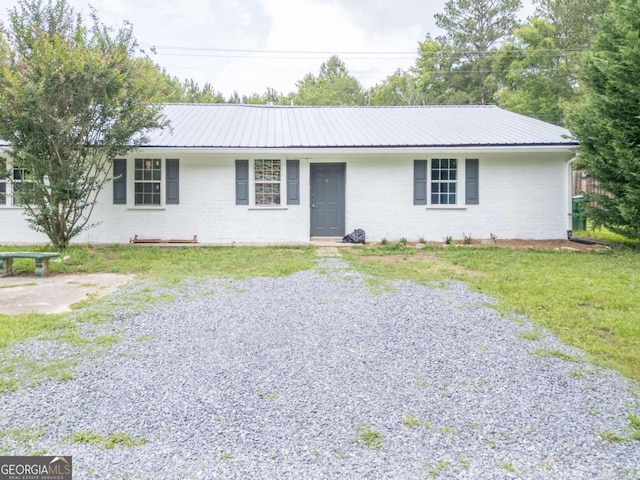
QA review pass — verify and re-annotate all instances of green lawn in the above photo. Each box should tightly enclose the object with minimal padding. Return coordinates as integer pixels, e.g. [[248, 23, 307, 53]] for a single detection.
[[0, 244, 316, 280], [344, 244, 640, 383]]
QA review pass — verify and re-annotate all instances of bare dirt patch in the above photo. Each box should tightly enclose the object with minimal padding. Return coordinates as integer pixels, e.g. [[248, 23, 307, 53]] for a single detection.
[[356, 250, 484, 277]]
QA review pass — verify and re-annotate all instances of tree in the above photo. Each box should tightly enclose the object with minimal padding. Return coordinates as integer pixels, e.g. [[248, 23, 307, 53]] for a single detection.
[[369, 69, 425, 106], [567, 0, 640, 238], [413, 34, 475, 105], [0, 0, 167, 248], [494, 19, 573, 125], [533, 0, 610, 51], [294, 56, 366, 105], [434, 0, 522, 104], [181, 79, 226, 103]]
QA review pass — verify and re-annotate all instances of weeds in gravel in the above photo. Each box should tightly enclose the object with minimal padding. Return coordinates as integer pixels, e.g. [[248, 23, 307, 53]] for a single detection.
[[600, 413, 640, 443], [0, 427, 44, 455], [401, 414, 433, 429], [426, 460, 452, 478], [518, 330, 543, 341], [532, 348, 581, 363], [65, 431, 147, 450], [354, 423, 383, 450]]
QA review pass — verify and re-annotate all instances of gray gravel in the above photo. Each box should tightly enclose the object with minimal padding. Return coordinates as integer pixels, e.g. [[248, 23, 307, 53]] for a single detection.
[[1, 257, 639, 479]]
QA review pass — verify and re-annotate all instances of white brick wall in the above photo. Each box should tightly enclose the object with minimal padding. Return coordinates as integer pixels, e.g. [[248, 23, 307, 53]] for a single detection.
[[0, 150, 573, 244]]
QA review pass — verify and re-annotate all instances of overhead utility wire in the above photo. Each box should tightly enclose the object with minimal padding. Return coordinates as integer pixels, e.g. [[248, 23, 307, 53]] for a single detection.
[[141, 44, 588, 57]]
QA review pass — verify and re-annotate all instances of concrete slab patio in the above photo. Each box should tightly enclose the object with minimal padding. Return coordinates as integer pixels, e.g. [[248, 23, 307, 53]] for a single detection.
[[0, 273, 133, 315]]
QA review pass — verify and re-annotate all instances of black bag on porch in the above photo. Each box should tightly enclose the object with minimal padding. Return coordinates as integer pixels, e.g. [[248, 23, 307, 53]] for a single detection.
[[342, 229, 366, 244]]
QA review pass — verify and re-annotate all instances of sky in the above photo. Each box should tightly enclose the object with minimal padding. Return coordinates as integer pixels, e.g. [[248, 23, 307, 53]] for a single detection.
[[0, 0, 536, 98]]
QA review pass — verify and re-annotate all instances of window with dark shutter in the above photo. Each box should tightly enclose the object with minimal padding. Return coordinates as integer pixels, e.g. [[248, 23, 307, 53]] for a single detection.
[[166, 159, 179, 204], [465, 159, 479, 205], [413, 160, 427, 205], [113, 159, 126, 205], [235, 159, 249, 205], [287, 159, 300, 205]]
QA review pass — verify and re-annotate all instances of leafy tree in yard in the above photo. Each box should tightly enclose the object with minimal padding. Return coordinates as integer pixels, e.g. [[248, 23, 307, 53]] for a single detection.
[[0, 0, 167, 248], [369, 69, 425, 106], [434, 0, 522, 105], [494, 19, 574, 125], [413, 34, 475, 105], [568, 0, 640, 238], [295, 56, 366, 105]]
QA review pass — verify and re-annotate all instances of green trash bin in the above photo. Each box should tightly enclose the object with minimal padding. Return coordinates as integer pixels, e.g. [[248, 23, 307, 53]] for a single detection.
[[572, 195, 587, 231]]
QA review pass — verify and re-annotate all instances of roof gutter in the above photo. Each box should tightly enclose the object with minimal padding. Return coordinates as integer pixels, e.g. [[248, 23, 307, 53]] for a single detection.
[[137, 144, 577, 156]]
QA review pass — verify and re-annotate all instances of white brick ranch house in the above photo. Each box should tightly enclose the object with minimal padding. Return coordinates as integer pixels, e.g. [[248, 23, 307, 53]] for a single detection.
[[0, 104, 578, 245]]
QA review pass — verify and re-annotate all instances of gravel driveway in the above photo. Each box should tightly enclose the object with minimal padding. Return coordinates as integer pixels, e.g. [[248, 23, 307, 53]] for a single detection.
[[1, 257, 639, 479]]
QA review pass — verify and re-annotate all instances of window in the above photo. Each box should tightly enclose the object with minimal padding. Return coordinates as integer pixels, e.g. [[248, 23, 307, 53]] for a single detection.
[[134, 158, 161, 205], [431, 158, 457, 205], [255, 159, 281, 205], [12, 167, 35, 206]]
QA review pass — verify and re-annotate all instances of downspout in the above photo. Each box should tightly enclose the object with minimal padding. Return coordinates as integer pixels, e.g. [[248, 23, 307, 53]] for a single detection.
[[566, 154, 579, 240], [565, 155, 610, 248]]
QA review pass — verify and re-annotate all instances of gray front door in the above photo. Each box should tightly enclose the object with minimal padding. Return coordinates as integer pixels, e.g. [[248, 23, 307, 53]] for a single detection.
[[310, 163, 346, 237]]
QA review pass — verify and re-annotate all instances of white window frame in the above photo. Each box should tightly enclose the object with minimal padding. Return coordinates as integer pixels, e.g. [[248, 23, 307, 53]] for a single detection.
[[430, 158, 458, 206], [133, 158, 162, 206], [0, 157, 6, 206], [253, 158, 282, 206], [0, 159, 35, 208]]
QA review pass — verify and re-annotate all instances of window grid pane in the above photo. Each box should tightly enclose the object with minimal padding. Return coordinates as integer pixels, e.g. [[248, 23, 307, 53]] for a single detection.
[[254, 159, 281, 205], [134, 158, 162, 205], [431, 158, 457, 205], [12, 168, 33, 206]]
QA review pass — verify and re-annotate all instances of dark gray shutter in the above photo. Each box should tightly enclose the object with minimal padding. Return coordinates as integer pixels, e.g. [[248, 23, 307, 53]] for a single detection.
[[0, 158, 6, 205], [113, 159, 126, 204], [287, 159, 300, 205], [413, 160, 427, 205], [235, 159, 249, 205], [166, 159, 179, 204], [465, 158, 479, 205]]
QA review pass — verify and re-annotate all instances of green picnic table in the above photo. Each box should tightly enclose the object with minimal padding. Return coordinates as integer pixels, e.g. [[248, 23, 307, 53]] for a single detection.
[[0, 252, 60, 277]]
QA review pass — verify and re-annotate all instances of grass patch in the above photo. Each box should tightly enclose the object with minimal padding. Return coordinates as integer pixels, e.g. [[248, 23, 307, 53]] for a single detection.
[[0, 427, 44, 455], [532, 348, 581, 363], [64, 430, 147, 450], [354, 422, 383, 450], [573, 227, 640, 249], [0, 355, 76, 392], [602, 412, 640, 442], [0, 244, 316, 280], [345, 245, 640, 382], [518, 330, 543, 341], [0, 313, 72, 350]]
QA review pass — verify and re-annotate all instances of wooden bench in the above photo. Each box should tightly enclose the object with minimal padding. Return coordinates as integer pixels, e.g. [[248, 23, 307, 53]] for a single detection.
[[0, 252, 60, 278]]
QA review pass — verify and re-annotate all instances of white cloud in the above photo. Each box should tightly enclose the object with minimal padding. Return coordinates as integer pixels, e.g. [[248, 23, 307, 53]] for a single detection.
[[0, 0, 537, 98]]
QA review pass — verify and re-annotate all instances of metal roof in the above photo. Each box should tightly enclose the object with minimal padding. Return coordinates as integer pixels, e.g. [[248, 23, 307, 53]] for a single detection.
[[0, 104, 577, 149], [146, 104, 577, 149]]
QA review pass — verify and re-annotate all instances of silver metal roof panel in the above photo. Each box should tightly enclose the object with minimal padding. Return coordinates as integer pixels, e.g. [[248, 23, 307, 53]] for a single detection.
[[0, 104, 577, 149], [148, 104, 576, 149]]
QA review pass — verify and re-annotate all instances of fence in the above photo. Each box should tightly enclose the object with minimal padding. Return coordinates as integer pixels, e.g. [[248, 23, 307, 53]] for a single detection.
[[572, 171, 608, 197]]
